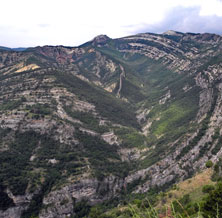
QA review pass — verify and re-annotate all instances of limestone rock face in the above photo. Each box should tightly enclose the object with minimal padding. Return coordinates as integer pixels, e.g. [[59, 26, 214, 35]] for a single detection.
[[0, 191, 33, 218], [39, 176, 124, 218]]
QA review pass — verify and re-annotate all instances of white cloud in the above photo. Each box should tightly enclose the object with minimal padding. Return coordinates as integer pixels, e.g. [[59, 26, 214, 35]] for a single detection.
[[0, 0, 222, 47]]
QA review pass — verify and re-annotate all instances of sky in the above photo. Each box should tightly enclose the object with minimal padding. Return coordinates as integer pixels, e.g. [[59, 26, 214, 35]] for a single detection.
[[1, 0, 222, 47]]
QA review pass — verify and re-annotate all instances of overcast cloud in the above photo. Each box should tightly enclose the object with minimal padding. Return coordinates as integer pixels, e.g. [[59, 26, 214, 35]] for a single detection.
[[1, 0, 222, 47], [137, 6, 222, 35]]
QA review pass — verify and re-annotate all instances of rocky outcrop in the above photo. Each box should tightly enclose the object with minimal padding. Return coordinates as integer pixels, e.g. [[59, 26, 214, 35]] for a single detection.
[[39, 176, 124, 218], [92, 35, 110, 47], [0, 190, 34, 218]]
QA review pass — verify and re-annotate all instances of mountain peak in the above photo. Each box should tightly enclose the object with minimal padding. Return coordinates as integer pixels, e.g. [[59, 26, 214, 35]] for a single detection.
[[163, 30, 183, 36], [92, 34, 111, 46]]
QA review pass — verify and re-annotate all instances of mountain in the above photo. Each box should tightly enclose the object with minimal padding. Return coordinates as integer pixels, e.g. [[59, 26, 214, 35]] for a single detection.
[[0, 46, 27, 51], [0, 46, 12, 51], [1, 31, 222, 217]]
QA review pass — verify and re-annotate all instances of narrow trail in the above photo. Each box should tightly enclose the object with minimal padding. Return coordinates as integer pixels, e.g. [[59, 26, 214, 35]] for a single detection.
[[117, 65, 125, 98]]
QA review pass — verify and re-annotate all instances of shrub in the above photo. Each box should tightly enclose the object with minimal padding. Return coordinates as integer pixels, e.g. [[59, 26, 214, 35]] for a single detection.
[[206, 160, 213, 168], [202, 184, 215, 193], [202, 182, 222, 218], [0, 188, 15, 211]]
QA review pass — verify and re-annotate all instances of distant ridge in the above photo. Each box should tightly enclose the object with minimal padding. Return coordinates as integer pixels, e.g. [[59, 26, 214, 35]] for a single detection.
[[0, 46, 27, 51]]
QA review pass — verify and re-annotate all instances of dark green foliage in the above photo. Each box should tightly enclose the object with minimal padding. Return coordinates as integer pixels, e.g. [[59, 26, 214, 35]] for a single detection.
[[202, 182, 222, 218], [0, 185, 15, 211], [0, 131, 40, 195], [202, 184, 215, 193], [0, 130, 84, 198], [172, 194, 197, 216], [126, 178, 142, 193], [64, 106, 109, 133], [88, 206, 114, 218], [0, 129, 75, 216], [205, 160, 213, 168], [120, 78, 145, 102], [197, 143, 209, 160], [212, 128, 220, 141], [25, 54, 53, 67], [212, 159, 222, 181], [163, 34, 182, 43], [73, 199, 91, 218], [34, 135, 85, 177], [26, 103, 52, 116], [75, 130, 132, 179], [211, 136, 222, 155], [0, 127, 11, 138], [25, 56, 42, 66]]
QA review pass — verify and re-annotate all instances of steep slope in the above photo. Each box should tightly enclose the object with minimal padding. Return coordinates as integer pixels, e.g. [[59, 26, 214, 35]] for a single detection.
[[1, 31, 222, 217]]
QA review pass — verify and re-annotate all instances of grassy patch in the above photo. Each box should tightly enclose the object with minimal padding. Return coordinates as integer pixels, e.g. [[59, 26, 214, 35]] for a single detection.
[[152, 102, 190, 136], [114, 127, 146, 148], [157, 168, 215, 209]]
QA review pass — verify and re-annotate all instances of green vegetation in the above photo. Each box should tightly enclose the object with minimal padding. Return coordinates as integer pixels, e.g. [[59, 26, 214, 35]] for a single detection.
[[0, 131, 40, 195], [202, 184, 215, 193], [55, 70, 140, 129], [0, 97, 25, 111], [206, 160, 213, 168], [176, 114, 211, 161], [211, 136, 222, 155], [114, 127, 146, 148], [21, 171, 60, 218], [25, 56, 43, 67], [0, 130, 84, 196], [212, 159, 222, 181], [75, 130, 134, 179], [73, 199, 91, 218], [64, 106, 109, 133], [151, 100, 195, 137], [96, 170, 222, 218], [25, 103, 52, 119], [0, 185, 15, 211], [176, 87, 219, 161], [202, 182, 222, 218], [120, 78, 146, 103]]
